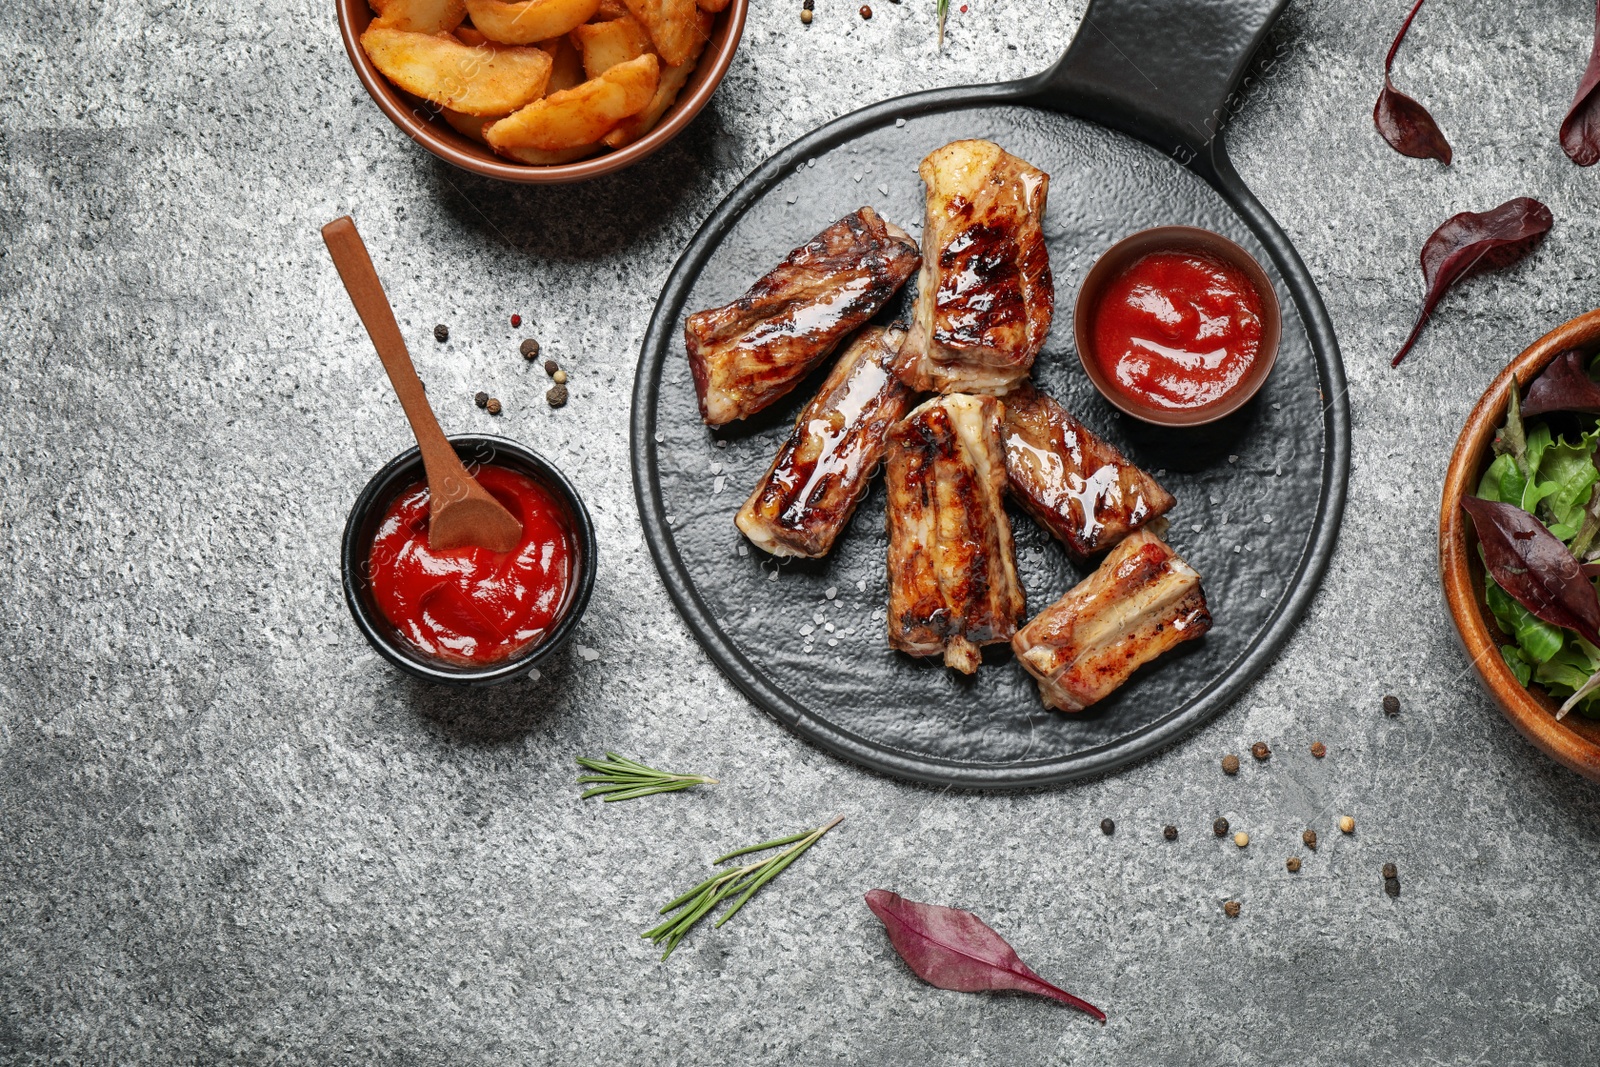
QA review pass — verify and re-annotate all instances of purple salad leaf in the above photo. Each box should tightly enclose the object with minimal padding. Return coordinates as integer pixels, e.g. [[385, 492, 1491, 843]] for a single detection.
[[1462, 497, 1600, 650], [1561, 0, 1600, 165], [1520, 350, 1600, 418], [1374, 0, 1452, 164]]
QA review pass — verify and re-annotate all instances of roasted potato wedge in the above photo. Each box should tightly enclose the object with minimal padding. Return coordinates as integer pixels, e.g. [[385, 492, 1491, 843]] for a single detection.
[[462, 0, 600, 44], [441, 107, 493, 143], [541, 34, 587, 92], [454, 24, 488, 45], [695, 0, 729, 12], [571, 15, 653, 79], [370, 0, 467, 32], [485, 53, 659, 150], [596, 0, 630, 16], [601, 13, 706, 146], [621, 0, 704, 66], [361, 26, 552, 115], [497, 142, 604, 164]]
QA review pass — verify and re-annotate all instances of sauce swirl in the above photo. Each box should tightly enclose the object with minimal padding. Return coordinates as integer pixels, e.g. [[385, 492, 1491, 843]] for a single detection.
[[1090, 250, 1264, 412], [368, 465, 572, 664]]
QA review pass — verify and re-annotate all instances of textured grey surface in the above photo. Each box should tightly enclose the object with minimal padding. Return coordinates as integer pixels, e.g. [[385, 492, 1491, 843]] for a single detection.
[[3, 0, 1599, 1063]]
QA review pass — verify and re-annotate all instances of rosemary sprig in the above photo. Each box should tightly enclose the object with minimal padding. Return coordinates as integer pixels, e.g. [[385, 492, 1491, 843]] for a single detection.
[[644, 815, 844, 960], [575, 752, 717, 802]]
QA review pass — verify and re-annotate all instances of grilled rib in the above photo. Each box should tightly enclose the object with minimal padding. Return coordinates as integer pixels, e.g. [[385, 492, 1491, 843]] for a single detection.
[[684, 208, 921, 427], [1000, 382, 1175, 559], [736, 326, 915, 558], [1012, 530, 1210, 712], [885, 394, 1024, 673], [894, 140, 1053, 395]]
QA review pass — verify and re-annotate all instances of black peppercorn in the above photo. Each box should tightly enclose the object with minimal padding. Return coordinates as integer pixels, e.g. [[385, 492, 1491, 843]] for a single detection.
[[1303, 828, 1318, 851], [434, 324, 449, 342], [1383, 694, 1400, 717], [1385, 876, 1401, 898], [1100, 818, 1115, 836], [1382, 862, 1397, 879], [1213, 817, 1229, 837], [543, 358, 559, 376], [474, 391, 489, 408], [1163, 824, 1178, 841], [520, 338, 541, 360], [547, 383, 568, 408]]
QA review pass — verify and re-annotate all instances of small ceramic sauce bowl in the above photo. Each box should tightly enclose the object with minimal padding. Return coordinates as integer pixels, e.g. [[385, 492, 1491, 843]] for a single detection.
[[341, 434, 596, 686], [335, 0, 748, 184], [1074, 225, 1281, 427]]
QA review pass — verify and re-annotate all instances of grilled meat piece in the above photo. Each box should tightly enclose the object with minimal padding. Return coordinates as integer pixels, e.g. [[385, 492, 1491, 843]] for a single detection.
[[885, 394, 1025, 673], [1012, 530, 1210, 712], [736, 326, 915, 558], [1000, 382, 1175, 559], [895, 140, 1053, 395], [685, 207, 921, 427]]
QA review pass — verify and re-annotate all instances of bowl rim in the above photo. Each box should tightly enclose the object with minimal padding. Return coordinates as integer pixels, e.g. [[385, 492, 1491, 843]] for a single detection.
[[334, 0, 748, 184], [341, 434, 598, 686], [1439, 306, 1600, 781], [1072, 224, 1282, 428]]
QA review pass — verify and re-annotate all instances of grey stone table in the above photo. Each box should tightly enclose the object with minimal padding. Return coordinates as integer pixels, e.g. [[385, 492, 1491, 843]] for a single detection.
[[4, 0, 1599, 1063]]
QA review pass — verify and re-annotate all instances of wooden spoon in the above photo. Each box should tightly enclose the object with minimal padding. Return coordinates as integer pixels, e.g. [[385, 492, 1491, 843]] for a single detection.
[[322, 216, 524, 553]]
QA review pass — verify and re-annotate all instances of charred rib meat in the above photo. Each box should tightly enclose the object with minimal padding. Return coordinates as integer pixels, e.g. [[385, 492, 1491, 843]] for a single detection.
[[685, 207, 921, 427], [1000, 382, 1175, 559], [736, 325, 915, 558], [1012, 530, 1210, 712], [895, 140, 1053, 395], [885, 394, 1025, 674]]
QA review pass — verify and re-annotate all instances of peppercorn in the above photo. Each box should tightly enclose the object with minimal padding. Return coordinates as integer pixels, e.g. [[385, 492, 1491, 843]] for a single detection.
[[543, 358, 558, 376], [801, 8, 812, 21], [1286, 857, 1301, 873], [553, 369, 568, 384], [1163, 824, 1178, 841], [520, 338, 541, 361], [1251, 741, 1270, 761], [1213, 817, 1229, 837], [1385, 874, 1401, 898], [1339, 815, 1355, 834], [1223, 900, 1241, 918], [1383, 694, 1400, 717], [434, 324, 449, 342], [474, 391, 489, 408], [1382, 862, 1397, 879], [1221, 754, 1240, 775], [859, 4, 872, 16], [1233, 831, 1249, 848], [510, 314, 521, 327], [803, 0, 813, 7], [1100, 818, 1115, 836], [1303, 828, 1318, 851], [547, 383, 568, 407], [485, 397, 502, 415], [1310, 741, 1327, 759]]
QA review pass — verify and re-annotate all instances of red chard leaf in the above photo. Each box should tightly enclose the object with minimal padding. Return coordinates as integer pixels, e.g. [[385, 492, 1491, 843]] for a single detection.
[[1561, 1, 1600, 166], [1392, 198, 1554, 367], [864, 889, 1105, 1024], [1374, 0, 1452, 164], [1461, 497, 1600, 648], [1520, 350, 1600, 418]]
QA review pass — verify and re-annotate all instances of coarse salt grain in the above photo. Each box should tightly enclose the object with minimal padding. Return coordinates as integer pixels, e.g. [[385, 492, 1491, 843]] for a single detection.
[[828, 638, 839, 647], [825, 586, 837, 599], [713, 476, 725, 494], [895, 118, 906, 127], [813, 611, 825, 624], [857, 579, 866, 591], [824, 622, 835, 632], [878, 184, 889, 195], [736, 544, 748, 556], [768, 570, 778, 582], [1228, 455, 1239, 463], [801, 624, 815, 636]]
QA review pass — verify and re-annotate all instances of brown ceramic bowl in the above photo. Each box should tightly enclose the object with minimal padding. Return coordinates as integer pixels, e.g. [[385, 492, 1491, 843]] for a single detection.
[[1440, 307, 1600, 781], [1074, 226, 1281, 427], [335, 0, 747, 183]]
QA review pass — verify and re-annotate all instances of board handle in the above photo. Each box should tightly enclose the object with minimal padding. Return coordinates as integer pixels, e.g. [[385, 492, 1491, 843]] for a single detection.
[[1025, 0, 1289, 171]]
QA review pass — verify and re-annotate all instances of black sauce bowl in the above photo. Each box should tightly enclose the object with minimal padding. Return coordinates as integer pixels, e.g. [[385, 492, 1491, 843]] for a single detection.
[[341, 434, 597, 686]]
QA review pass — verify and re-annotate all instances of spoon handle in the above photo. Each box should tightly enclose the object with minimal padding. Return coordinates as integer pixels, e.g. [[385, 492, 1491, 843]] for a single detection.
[[320, 216, 471, 498]]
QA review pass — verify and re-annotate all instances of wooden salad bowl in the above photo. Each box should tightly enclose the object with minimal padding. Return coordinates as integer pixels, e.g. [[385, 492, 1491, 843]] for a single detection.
[[1440, 307, 1600, 781]]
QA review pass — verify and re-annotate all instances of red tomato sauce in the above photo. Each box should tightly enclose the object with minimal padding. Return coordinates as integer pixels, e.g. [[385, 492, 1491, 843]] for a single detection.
[[1090, 250, 1265, 412], [369, 465, 573, 664]]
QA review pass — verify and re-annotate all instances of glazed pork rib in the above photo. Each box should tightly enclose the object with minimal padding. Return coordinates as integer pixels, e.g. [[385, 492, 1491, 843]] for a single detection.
[[1012, 530, 1210, 712], [885, 394, 1025, 674], [1001, 382, 1175, 559], [684, 207, 921, 427], [894, 140, 1054, 395], [736, 325, 915, 558]]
